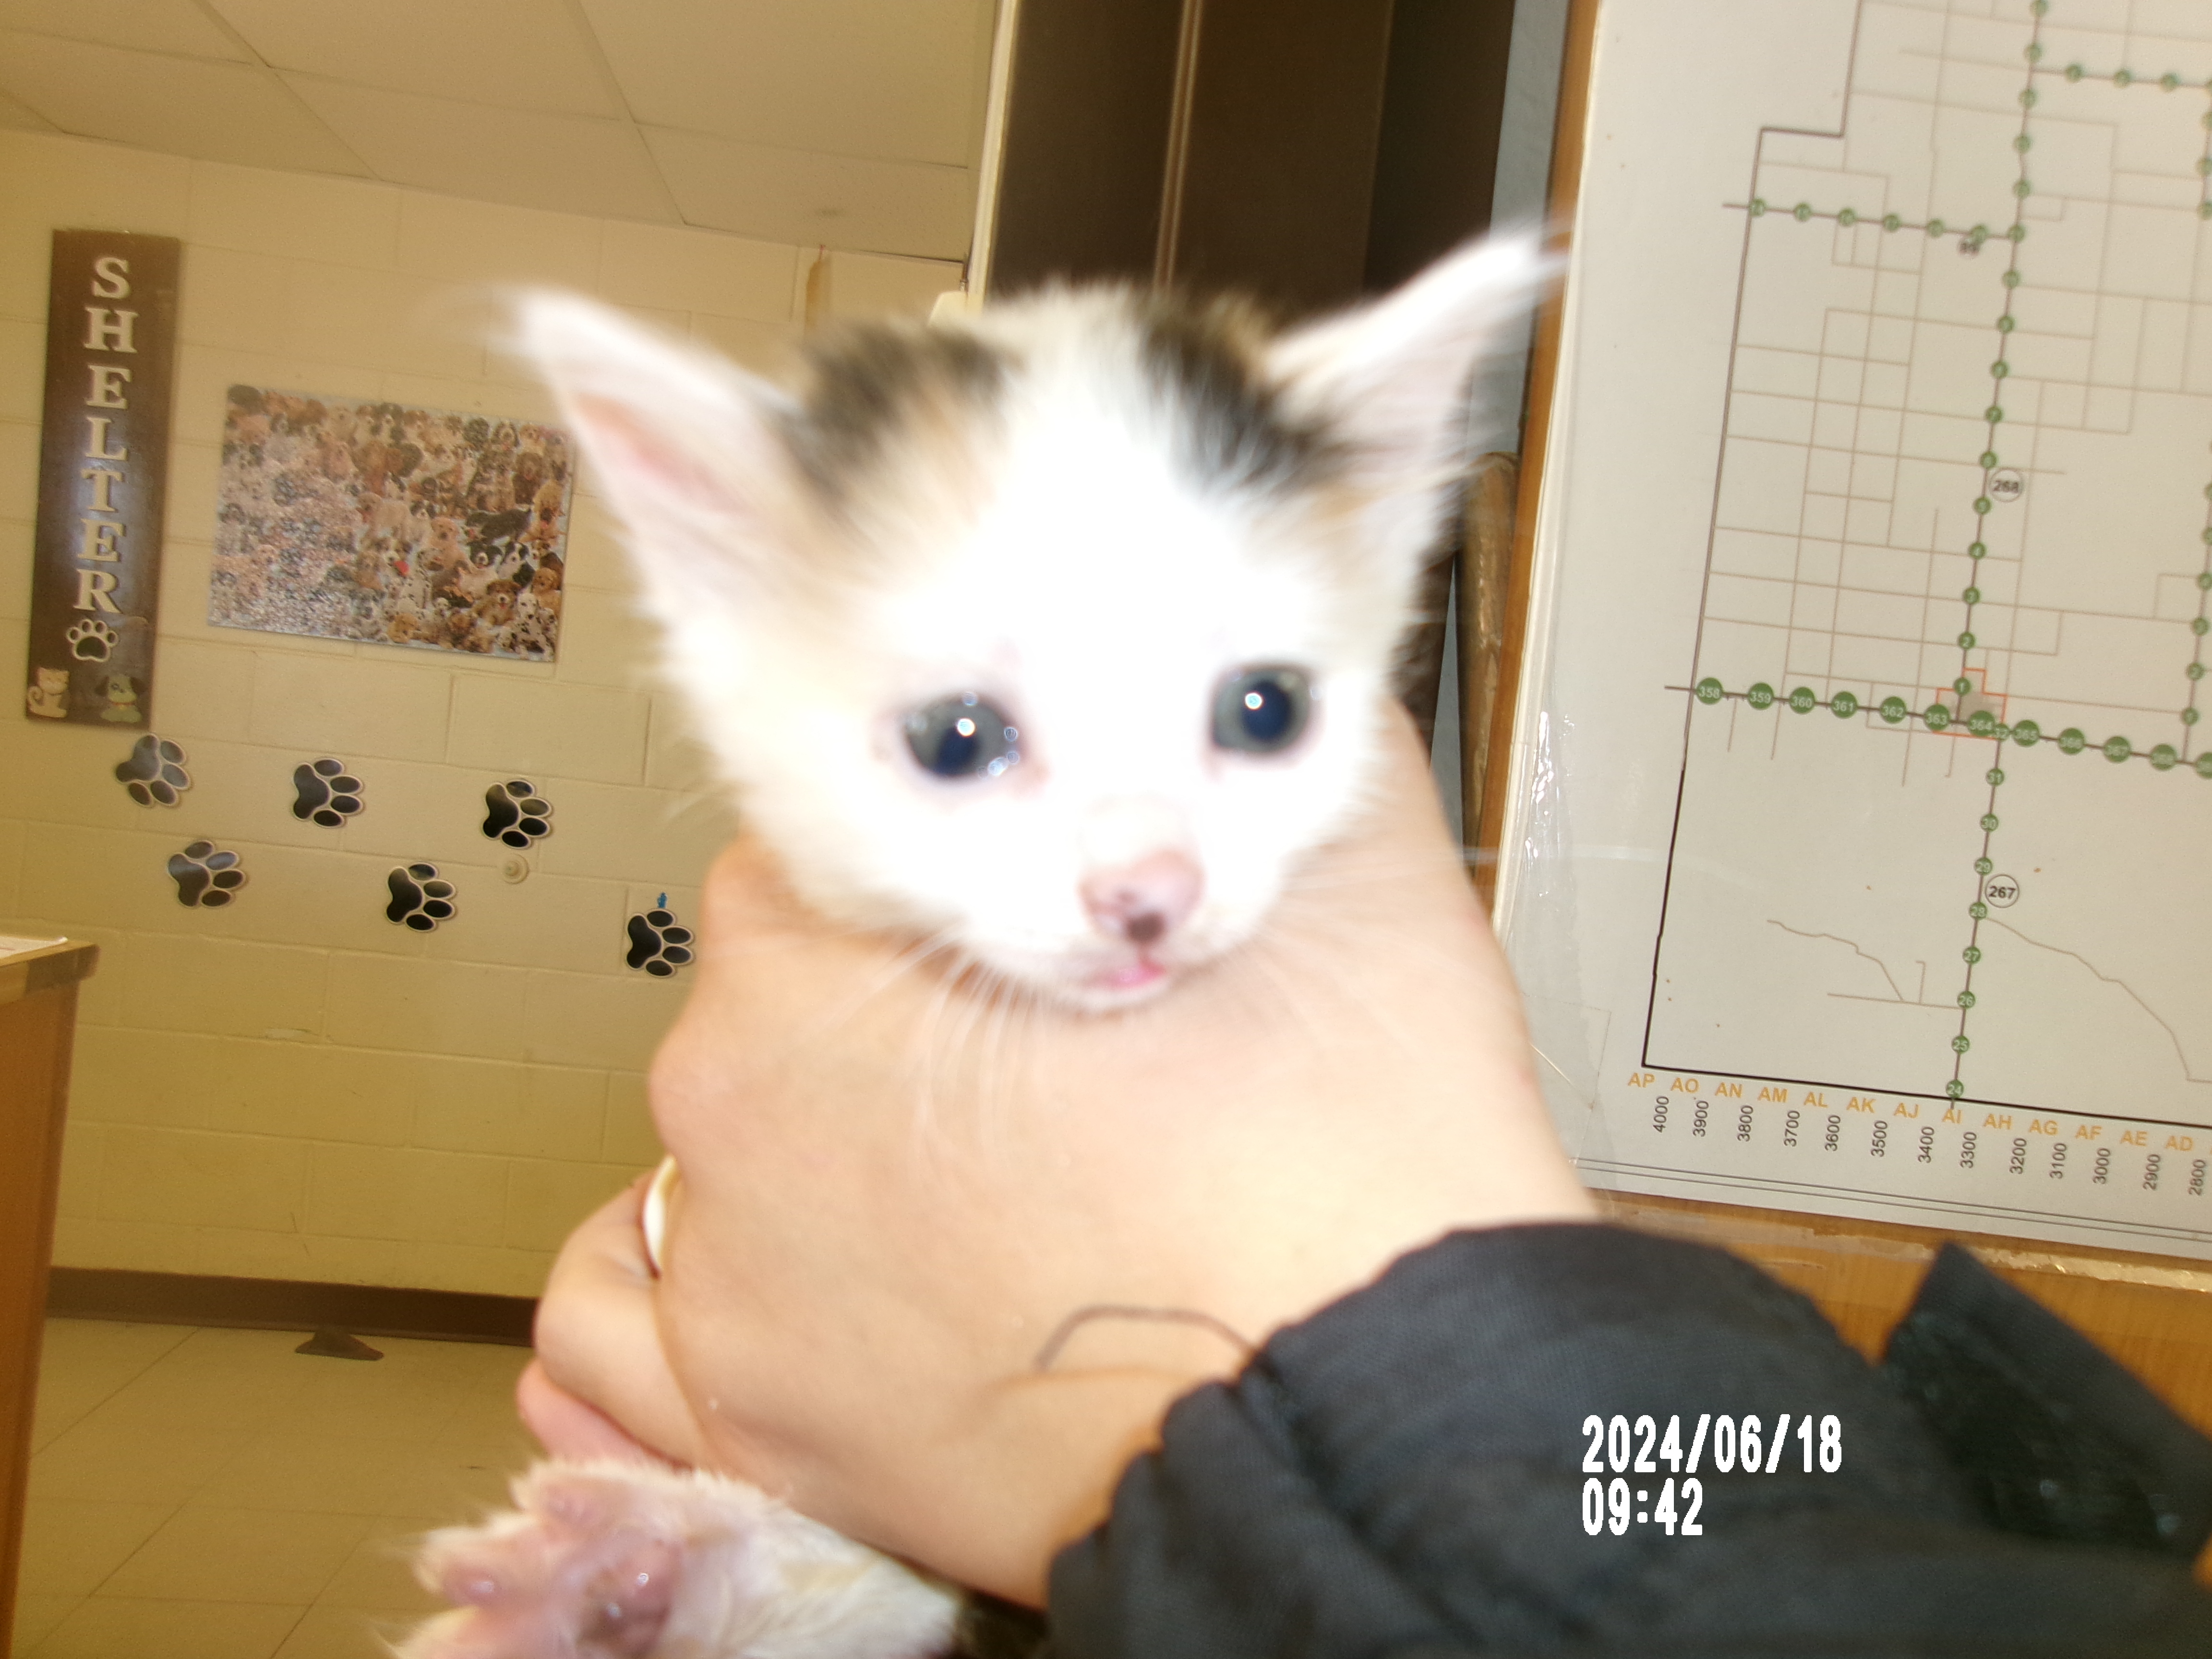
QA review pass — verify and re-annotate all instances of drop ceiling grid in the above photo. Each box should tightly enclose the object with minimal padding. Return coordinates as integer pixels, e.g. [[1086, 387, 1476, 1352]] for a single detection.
[[0, 0, 989, 260]]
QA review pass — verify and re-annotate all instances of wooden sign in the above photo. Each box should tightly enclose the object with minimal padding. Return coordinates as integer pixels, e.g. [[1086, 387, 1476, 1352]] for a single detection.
[[23, 230, 180, 728]]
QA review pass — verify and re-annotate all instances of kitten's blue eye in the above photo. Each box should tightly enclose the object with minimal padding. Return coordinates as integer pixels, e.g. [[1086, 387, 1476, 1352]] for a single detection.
[[1213, 666, 1311, 753], [905, 692, 1020, 780]]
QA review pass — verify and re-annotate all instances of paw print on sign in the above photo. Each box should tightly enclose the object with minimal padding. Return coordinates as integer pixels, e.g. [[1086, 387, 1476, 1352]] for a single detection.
[[115, 735, 192, 806], [65, 617, 118, 661], [625, 902, 694, 977], [386, 863, 457, 932], [168, 841, 246, 907], [292, 758, 364, 827], [482, 779, 552, 849]]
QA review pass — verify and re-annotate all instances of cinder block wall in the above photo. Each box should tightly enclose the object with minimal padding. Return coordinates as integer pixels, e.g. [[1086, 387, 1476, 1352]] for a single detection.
[[0, 131, 959, 1296]]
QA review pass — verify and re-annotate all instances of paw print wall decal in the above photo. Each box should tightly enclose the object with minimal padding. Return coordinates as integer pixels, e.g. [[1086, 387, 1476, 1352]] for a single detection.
[[292, 758, 364, 827], [169, 841, 246, 907], [625, 901, 694, 978], [482, 779, 553, 849], [386, 862, 457, 932], [115, 735, 192, 807], [65, 617, 118, 661]]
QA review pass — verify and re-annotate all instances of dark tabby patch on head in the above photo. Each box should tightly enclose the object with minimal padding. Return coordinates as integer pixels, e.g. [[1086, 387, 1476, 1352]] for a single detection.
[[781, 325, 1006, 505], [1135, 296, 1336, 497]]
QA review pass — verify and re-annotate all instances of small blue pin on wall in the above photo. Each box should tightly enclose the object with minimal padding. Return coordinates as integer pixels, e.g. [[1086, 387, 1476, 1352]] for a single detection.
[[116, 735, 191, 806], [387, 863, 457, 931], [483, 779, 552, 848], [293, 758, 364, 826], [169, 841, 244, 906], [626, 893, 693, 976]]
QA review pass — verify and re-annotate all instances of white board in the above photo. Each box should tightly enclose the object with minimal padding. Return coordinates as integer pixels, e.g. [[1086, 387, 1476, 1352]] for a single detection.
[[1498, 0, 2212, 1256]]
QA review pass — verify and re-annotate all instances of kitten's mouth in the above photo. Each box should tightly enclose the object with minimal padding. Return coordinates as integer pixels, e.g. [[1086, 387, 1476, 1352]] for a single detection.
[[1099, 957, 1168, 992]]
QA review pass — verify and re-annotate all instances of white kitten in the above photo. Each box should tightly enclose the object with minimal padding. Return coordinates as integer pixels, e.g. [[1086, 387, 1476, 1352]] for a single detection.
[[524, 235, 1541, 1007], [403, 237, 1543, 1659]]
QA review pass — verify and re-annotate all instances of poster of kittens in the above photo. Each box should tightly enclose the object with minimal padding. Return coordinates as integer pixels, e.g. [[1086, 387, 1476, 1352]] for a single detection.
[[210, 386, 572, 660]]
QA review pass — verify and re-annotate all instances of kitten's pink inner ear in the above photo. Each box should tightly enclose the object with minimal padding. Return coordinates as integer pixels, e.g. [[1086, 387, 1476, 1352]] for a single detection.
[[570, 394, 737, 515]]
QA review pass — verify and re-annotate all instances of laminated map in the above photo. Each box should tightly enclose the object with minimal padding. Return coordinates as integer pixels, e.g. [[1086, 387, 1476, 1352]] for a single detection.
[[1499, 0, 2212, 1254]]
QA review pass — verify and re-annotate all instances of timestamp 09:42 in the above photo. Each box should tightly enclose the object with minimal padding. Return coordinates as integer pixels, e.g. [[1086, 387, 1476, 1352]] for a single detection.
[[1580, 1411, 1843, 1536]]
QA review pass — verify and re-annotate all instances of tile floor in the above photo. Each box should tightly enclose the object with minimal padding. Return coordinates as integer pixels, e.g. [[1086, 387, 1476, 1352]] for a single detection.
[[11, 1318, 536, 1658]]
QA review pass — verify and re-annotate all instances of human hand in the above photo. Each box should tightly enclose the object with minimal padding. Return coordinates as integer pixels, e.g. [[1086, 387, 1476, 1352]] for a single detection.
[[533, 707, 1592, 1603]]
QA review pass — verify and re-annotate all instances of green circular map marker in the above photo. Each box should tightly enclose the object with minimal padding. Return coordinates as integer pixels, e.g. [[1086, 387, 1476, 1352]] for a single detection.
[[1974, 495, 1994, 514], [1985, 767, 2005, 785], [1954, 676, 1974, 695], [1789, 686, 1818, 713], [1979, 813, 2000, 831], [2012, 719, 2041, 745], [2188, 663, 2205, 681], [2196, 618, 2210, 636], [1831, 691, 1859, 718], [2198, 570, 2212, 588], [2104, 736, 2133, 762], [1750, 197, 1767, 216], [1947, 1080, 1966, 1098], [1959, 631, 1979, 650], [1969, 541, 1987, 559], [1883, 213, 1902, 231], [1953, 1034, 1973, 1053], [2058, 727, 2087, 753], [1695, 677, 1724, 704], [2151, 744, 2178, 770], [1747, 682, 1775, 709], [2198, 754, 2212, 778], [1969, 709, 1996, 735], [1997, 314, 2016, 331], [1794, 202, 1814, 222], [1958, 991, 1977, 1009], [1927, 217, 1948, 235], [1975, 856, 1993, 875], [1880, 696, 1908, 722], [1838, 208, 1858, 227], [2183, 707, 2201, 726], [1926, 703, 1953, 730], [1963, 945, 1982, 964]]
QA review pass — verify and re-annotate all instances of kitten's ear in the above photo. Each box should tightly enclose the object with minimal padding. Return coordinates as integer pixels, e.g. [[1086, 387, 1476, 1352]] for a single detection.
[[515, 294, 799, 594], [1267, 234, 1549, 532]]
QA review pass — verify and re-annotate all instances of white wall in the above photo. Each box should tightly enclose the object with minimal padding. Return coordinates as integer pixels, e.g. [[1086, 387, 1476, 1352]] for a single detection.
[[0, 130, 958, 1296]]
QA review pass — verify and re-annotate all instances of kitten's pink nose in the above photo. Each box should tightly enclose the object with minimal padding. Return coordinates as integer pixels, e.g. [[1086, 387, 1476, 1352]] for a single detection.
[[1082, 852, 1203, 948]]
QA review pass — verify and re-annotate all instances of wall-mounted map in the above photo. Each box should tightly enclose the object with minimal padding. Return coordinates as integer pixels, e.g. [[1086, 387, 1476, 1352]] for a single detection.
[[1503, 0, 2212, 1257], [211, 387, 572, 660]]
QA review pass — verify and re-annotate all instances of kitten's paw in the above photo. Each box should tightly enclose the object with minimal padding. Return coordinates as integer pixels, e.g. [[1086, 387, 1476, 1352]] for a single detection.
[[404, 1466, 686, 1659], [402, 1459, 962, 1659]]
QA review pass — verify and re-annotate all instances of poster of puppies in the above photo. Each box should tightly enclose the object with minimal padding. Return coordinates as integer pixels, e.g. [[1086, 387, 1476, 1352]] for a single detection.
[[210, 386, 571, 660]]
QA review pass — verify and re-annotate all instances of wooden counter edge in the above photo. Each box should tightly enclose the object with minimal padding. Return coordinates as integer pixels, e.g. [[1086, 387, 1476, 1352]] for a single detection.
[[0, 941, 97, 1008]]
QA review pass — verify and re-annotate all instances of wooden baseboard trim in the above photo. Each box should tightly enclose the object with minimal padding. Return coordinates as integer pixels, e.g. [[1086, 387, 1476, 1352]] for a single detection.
[[45, 1267, 535, 1347]]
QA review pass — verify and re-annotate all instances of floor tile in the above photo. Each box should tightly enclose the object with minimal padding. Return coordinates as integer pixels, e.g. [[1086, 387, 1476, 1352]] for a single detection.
[[100, 1506, 371, 1604], [28, 1416, 253, 1507], [378, 1440, 529, 1521], [28, 1321, 196, 1453], [14, 1499, 174, 1599], [188, 1431, 419, 1515], [315, 1522, 444, 1613], [274, 1603, 429, 1659], [8, 1592, 80, 1653], [30, 1596, 305, 1659]]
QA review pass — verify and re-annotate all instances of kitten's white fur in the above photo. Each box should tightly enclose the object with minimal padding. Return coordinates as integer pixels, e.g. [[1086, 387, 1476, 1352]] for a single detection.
[[519, 236, 1542, 1007], [404, 238, 1544, 1659]]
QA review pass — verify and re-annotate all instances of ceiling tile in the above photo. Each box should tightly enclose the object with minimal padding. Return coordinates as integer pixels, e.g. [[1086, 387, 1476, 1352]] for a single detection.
[[578, 0, 989, 168], [0, 85, 57, 132], [285, 76, 680, 225], [0, 33, 371, 175], [206, 0, 620, 119], [0, 0, 251, 60], [645, 127, 973, 261]]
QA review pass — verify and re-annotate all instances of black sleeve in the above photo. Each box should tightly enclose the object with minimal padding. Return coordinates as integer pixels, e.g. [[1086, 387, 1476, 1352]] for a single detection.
[[1047, 1225, 2212, 1659]]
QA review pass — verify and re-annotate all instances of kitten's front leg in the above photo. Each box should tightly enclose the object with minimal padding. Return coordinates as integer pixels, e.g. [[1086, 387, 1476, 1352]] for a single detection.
[[402, 1459, 961, 1659]]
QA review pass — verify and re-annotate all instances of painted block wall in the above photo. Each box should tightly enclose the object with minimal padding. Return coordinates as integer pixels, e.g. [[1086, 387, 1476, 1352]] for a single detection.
[[0, 131, 961, 1297]]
